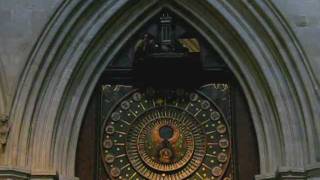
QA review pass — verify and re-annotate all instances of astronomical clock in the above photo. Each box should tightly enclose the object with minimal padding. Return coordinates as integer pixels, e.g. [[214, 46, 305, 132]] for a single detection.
[[100, 85, 233, 180], [72, 10, 259, 180], [98, 11, 235, 180]]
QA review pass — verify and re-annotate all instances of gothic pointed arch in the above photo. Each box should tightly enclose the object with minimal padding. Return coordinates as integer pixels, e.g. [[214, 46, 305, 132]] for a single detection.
[[2, 0, 319, 179]]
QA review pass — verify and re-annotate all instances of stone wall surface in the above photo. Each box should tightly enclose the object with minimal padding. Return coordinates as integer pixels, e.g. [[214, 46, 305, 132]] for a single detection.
[[272, 0, 320, 89], [0, 0, 62, 114], [0, 0, 319, 179]]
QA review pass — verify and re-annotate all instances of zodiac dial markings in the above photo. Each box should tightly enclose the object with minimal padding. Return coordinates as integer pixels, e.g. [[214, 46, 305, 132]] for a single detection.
[[101, 89, 232, 179]]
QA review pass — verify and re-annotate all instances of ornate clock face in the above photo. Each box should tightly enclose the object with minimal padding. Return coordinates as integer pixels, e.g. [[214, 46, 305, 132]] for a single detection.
[[101, 88, 232, 179]]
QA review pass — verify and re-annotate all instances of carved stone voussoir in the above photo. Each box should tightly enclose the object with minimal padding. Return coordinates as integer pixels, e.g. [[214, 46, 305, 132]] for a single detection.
[[0, 114, 9, 151]]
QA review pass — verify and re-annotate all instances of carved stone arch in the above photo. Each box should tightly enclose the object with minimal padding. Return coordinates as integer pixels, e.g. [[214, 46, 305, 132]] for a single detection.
[[2, 0, 319, 179]]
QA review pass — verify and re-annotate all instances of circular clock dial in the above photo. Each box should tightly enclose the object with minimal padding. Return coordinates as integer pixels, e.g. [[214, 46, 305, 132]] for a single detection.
[[101, 89, 231, 180]]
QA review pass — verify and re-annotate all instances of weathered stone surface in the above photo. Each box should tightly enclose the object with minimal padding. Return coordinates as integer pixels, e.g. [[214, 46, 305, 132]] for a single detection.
[[0, 0, 62, 114], [273, 0, 320, 91]]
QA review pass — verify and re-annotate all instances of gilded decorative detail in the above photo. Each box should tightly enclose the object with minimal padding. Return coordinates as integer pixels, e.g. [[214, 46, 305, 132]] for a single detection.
[[101, 89, 232, 179]]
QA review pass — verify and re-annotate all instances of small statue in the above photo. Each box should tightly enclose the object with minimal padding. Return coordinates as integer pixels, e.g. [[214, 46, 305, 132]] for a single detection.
[[134, 33, 158, 64], [0, 115, 9, 152]]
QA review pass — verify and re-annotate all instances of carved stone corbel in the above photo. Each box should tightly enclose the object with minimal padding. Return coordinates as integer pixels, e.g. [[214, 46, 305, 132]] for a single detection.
[[0, 114, 9, 151]]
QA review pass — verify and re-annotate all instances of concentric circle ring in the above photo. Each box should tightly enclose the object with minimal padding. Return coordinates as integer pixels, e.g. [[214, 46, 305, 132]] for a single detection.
[[126, 107, 207, 179], [137, 118, 194, 171]]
